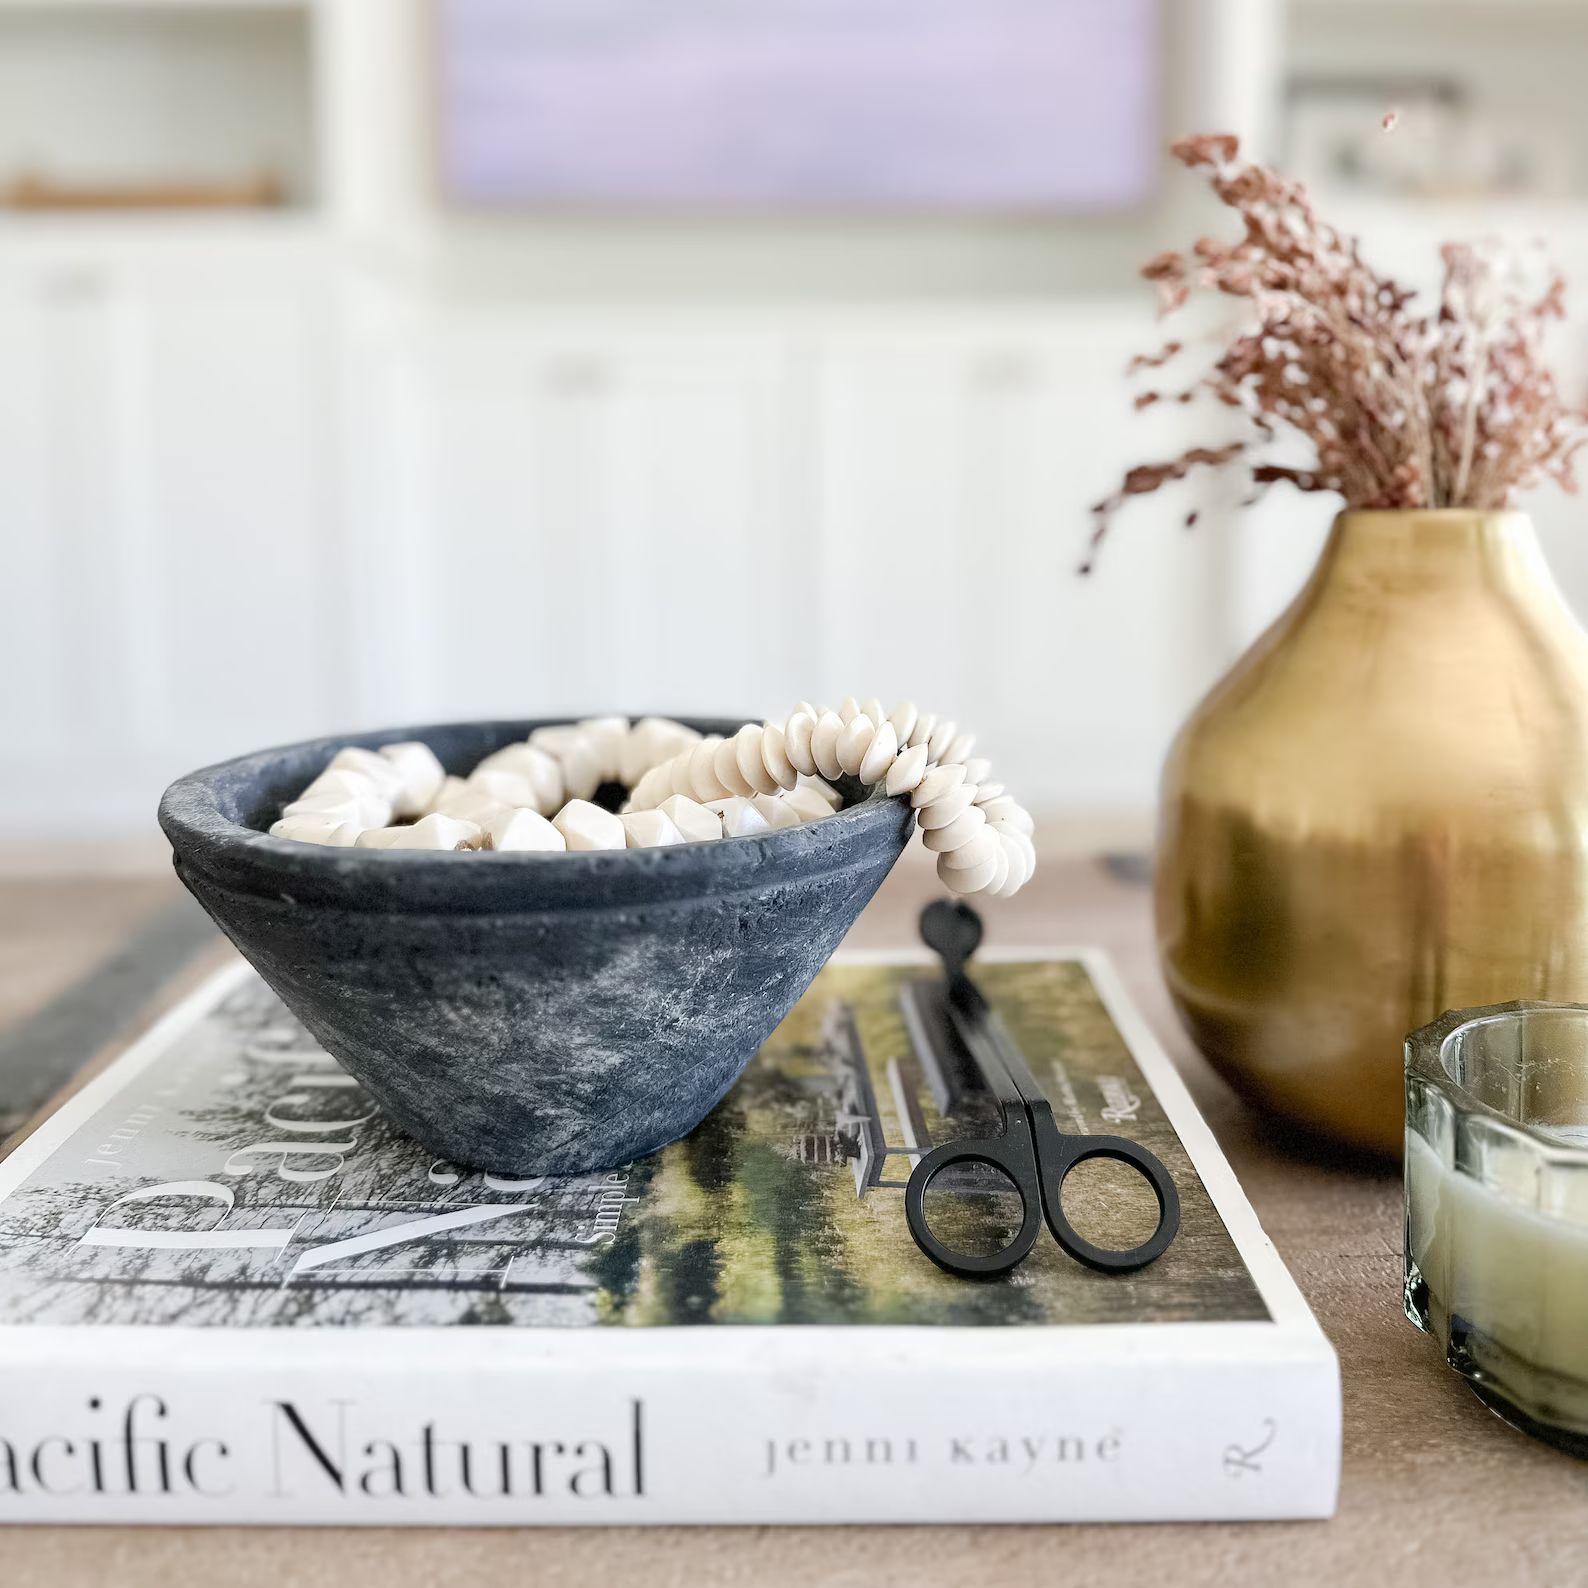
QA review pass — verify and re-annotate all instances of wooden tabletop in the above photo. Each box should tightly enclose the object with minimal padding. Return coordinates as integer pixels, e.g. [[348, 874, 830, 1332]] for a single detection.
[[3, 854, 1585, 1586]]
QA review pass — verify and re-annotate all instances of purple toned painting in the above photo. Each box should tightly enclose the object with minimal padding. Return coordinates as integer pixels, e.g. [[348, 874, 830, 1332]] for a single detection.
[[438, 0, 1160, 211]]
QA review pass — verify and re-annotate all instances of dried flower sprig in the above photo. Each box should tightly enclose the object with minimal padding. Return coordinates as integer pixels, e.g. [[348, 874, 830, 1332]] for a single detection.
[[1082, 132, 1588, 571]]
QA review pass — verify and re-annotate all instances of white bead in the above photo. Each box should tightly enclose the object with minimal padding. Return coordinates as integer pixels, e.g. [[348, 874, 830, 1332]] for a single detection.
[[327, 747, 406, 801], [556, 737, 604, 802], [431, 779, 513, 829], [713, 735, 754, 797], [838, 696, 861, 725], [299, 767, 392, 809], [993, 832, 1032, 895], [630, 765, 673, 811], [782, 784, 836, 823], [798, 775, 843, 809], [922, 806, 987, 852], [861, 697, 886, 729], [811, 711, 845, 781], [620, 717, 699, 788], [857, 720, 898, 785], [485, 807, 565, 852], [905, 712, 935, 751], [984, 842, 1010, 895], [269, 813, 362, 846], [735, 722, 780, 796], [911, 763, 965, 809], [927, 719, 959, 761], [283, 790, 392, 830], [620, 810, 685, 849], [658, 793, 723, 843], [938, 829, 1000, 872], [670, 747, 703, 797], [983, 797, 1035, 835], [791, 699, 819, 722], [938, 849, 1000, 894], [836, 713, 876, 777], [378, 742, 447, 817], [961, 757, 992, 787], [713, 795, 771, 838], [943, 733, 977, 766], [784, 711, 818, 778], [578, 716, 630, 782], [917, 784, 978, 830], [356, 814, 482, 851], [468, 767, 544, 811], [688, 738, 731, 802], [474, 744, 563, 812], [751, 792, 801, 831], [887, 701, 919, 746], [759, 722, 798, 790], [973, 781, 1006, 806], [883, 742, 930, 797], [553, 799, 626, 852]]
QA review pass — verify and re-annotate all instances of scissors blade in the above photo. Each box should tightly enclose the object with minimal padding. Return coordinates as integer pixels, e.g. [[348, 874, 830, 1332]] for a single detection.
[[938, 976, 1030, 1111]]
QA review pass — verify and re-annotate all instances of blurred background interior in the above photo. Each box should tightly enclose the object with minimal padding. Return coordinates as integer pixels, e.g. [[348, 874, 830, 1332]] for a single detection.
[[4, 0, 1588, 867]]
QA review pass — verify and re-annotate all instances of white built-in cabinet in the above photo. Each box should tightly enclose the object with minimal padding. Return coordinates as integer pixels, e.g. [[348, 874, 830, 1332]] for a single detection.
[[0, 242, 1268, 837]]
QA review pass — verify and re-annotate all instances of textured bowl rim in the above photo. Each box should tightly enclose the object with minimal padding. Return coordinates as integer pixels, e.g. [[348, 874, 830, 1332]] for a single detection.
[[158, 715, 914, 914]]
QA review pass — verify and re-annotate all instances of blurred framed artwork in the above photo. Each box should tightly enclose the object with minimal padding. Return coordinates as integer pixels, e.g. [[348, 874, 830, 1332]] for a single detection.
[[437, 0, 1161, 212]]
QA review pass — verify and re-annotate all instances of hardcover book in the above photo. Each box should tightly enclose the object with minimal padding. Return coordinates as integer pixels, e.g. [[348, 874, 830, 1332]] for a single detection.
[[0, 949, 1340, 1524]]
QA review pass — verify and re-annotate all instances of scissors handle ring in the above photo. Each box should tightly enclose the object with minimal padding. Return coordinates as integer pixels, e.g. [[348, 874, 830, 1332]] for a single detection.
[[1035, 1128, 1181, 1274], [904, 1136, 1043, 1279]]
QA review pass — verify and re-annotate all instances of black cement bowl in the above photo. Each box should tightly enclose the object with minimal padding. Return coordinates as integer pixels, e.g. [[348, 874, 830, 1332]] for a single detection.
[[158, 718, 913, 1175]]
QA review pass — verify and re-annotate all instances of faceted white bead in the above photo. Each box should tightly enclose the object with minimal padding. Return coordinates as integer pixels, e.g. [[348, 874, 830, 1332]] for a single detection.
[[811, 711, 845, 781], [377, 741, 447, 817], [283, 789, 392, 831], [473, 744, 563, 813], [713, 795, 771, 838], [797, 776, 843, 810], [836, 713, 876, 777], [857, 720, 898, 786], [468, 767, 544, 811], [620, 809, 685, 849], [269, 813, 362, 847], [485, 807, 565, 852], [578, 716, 630, 782], [883, 742, 930, 797], [553, 799, 626, 852], [658, 794, 723, 843], [356, 814, 482, 851], [327, 747, 406, 800], [782, 784, 836, 823], [751, 792, 801, 831], [555, 737, 604, 802], [619, 717, 699, 788], [430, 779, 513, 829]]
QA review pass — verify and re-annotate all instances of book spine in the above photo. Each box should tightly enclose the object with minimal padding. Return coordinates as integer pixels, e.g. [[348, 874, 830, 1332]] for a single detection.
[[0, 1342, 1339, 1524]]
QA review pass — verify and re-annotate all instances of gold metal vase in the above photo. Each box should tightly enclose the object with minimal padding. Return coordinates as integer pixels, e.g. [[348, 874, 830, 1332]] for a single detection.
[[1156, 509, 1588, 1156]]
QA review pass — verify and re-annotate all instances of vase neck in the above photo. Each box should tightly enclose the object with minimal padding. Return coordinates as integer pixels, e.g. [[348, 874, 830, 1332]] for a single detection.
[[1316, 510, 1555, 600]]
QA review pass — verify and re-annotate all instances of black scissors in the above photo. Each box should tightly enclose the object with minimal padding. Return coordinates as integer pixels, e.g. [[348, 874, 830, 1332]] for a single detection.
[[904, 900, 1181, 1280]]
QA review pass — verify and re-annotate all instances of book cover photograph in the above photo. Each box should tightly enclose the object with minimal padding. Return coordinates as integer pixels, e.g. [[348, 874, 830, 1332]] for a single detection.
[[0, 956, 1268, 1333], [0, 950, 1339, 1525]]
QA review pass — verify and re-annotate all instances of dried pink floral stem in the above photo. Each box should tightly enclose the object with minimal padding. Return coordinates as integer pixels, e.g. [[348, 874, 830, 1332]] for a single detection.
[[1083, 132, 1588, 571]]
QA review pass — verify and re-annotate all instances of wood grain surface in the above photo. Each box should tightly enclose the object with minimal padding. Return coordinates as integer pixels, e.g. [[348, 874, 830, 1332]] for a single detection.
[[2, 849, 1585, 1587]]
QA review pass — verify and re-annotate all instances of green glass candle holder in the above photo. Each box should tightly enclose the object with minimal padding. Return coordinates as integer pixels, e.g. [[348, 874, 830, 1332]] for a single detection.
[[1405, 1002, 1588, 1456]]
